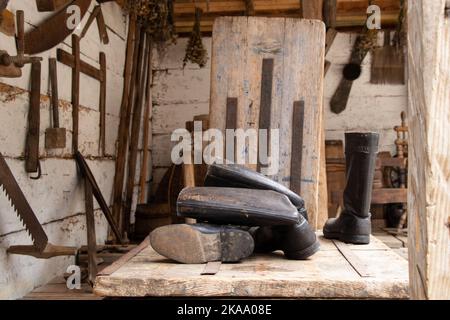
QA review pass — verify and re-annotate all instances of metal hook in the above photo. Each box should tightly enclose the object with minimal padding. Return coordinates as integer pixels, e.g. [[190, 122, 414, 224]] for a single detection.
[[29, 161, 42, 180]]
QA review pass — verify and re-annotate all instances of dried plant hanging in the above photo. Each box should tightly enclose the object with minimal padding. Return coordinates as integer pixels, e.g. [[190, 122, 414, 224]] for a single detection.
[[123, 0, 177, 44], [183, 7, 208, 68]]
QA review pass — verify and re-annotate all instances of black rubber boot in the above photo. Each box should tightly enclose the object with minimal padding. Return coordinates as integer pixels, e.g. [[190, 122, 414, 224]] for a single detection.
[[323, 132, 379, 244], [150, 223, 254, 264], [251, 214, 320, 260], [204, 163, 308, 220]]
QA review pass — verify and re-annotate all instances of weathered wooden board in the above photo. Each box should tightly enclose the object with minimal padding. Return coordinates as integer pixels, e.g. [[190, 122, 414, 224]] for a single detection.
[[94, 234, 409, 299], [407, 0, 450, 299], [209, 17, 325, 230]]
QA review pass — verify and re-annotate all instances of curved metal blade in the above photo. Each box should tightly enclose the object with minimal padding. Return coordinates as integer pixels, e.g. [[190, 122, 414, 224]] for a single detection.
[[24, 0, 91, 55], [0, 152, 48, 251]]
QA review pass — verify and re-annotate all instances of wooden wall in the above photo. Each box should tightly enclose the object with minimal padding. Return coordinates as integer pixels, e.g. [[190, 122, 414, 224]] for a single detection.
[[407, 0, 450, 300]]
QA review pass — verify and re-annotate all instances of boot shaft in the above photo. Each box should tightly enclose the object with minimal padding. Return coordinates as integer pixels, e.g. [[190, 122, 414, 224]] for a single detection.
[[344, 132, 379, 218]]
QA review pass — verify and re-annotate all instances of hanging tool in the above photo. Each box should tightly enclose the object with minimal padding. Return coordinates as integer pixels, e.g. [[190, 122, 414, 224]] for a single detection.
[[45, 58, 66, 149], [35, 0, 71, 12], [80, 4, 109, 44], [1, 10, 41, 77], [25, 60, 42, 179], [74, 151, 124, 244], [24, 0, 91, 55], [0, 152, 77, 258], [123, 30, 149, 237], [57, 44, 106, 155], [111, 15, 138, 242]]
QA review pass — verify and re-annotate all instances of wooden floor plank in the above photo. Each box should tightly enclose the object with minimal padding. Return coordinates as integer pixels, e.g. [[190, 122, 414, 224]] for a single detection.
[[94, 233, 409, 299]]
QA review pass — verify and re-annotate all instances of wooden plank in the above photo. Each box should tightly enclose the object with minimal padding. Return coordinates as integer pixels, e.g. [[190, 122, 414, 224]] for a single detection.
[[371, 188, 407, 204], [201, 261, 222, 275], [71, 34, 80, 154], [407, 0, 450, 300], [123, 30, 149, 235], [56, 49, 102, 81], [209, 17, 325, 226], [99, 52, 106, 156], [333, 240, 371, 277], [94, 234, 409, 299], [111, 16, 138, 239], [97, 236, 150, 276]]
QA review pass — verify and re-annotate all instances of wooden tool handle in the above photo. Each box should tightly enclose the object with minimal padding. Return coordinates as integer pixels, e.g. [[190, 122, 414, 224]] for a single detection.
[[15, 10, 24, 57], [25, 60, 41, 173], [49, 57, 60, 128]]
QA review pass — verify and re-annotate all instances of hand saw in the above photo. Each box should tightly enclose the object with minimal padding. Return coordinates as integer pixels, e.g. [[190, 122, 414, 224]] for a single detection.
[[0, 152, 48, 251], [24, 0, 91, 55]]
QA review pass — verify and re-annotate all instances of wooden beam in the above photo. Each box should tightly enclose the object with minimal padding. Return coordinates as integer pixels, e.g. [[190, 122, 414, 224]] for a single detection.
[[407, 0, 450, 299], [301, 0, 323, 20], [244, 0, 255, 15], [323, 0, 337, 27]]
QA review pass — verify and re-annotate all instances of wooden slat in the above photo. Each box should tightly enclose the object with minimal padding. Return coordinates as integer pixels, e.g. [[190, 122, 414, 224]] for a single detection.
[[290, 101, 305, 195], [407, 0, 450, 299], [94, 234, 409, 299], [57, 49, 102, 81], [371, 188, 407, 204]]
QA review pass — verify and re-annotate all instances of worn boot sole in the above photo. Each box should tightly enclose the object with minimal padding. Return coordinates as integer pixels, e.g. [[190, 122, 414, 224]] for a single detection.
[[150, 224, 254, 264], [323, 230, 370, 245]]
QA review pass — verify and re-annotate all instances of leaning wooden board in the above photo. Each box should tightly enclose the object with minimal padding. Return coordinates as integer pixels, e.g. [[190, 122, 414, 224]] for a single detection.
[[94, 233, 409, 299], [209, 17, 325, 229]]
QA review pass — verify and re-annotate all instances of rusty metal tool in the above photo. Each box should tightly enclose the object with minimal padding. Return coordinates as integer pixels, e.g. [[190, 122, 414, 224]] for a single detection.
[[24, 0, 91, 55], [25, 60, 42, 178], [75, 151, 124, 244], [0, 152, 77, 258], [80, 4, 109, 44], [35, 0, 71, 12], [45, 58, 67, 149]]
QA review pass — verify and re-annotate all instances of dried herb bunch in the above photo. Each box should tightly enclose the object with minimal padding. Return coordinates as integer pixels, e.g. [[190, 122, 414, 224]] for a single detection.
[[183, 7, 208, 68], [123, 0, 176, 43]]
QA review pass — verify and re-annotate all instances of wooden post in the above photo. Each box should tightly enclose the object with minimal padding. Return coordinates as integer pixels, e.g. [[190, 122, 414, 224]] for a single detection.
[[301, 0, 323, 20], [407, 0, 450, 299]]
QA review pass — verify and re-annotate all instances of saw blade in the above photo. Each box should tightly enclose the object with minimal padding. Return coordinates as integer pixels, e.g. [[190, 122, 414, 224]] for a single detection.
[[0, 153, 48, 251]]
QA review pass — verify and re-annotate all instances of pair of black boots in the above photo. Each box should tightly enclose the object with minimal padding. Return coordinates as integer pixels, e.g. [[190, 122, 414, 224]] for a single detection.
[[150, 164, 319, 264], [150, 132, 379, 264]]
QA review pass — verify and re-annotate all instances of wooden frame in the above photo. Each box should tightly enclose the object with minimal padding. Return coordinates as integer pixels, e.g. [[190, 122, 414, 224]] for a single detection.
[[407, 0, 450, 299]]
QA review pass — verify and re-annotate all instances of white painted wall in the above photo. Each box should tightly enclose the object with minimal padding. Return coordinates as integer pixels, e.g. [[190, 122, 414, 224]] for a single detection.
[[150, 33, 407, 192], [0, 1, 141, 299]]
